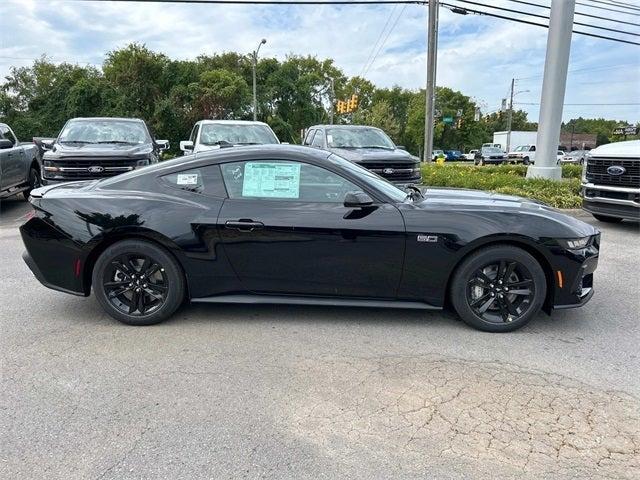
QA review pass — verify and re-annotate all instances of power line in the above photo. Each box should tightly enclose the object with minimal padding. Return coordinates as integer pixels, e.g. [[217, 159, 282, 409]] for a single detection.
[[359, 4, 398, 78], [450, 0, 640, 37], [516, 62, 640, 80], [576, 0, 640, 16], [581, 0, 640, 13], [515, 102, 640, 105], [67, 0, 428, 4], [362, 4, 408, 76], [503, 0, 640, 27], [443, 1, 640, 45]]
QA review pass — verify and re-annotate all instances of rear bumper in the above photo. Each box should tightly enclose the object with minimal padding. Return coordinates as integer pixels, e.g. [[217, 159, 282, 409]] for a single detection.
[[22, 250, 85, 296]]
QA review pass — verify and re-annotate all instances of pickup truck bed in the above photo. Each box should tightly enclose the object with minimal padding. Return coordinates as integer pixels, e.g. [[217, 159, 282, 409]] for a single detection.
[[1, 123, 41, 200]]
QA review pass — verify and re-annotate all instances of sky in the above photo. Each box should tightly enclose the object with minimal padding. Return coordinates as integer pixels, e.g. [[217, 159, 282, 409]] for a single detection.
[[1, 0, 639, 124]]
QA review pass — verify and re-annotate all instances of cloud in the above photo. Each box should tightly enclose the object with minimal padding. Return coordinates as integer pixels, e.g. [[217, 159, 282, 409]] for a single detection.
[[1, 0, 638, 122]]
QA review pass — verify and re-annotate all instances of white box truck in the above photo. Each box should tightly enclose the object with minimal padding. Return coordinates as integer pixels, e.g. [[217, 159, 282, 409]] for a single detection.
[[493, 131, 537, 152]]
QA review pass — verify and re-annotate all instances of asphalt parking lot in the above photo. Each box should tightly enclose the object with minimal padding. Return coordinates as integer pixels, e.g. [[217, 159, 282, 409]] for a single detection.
[[1, 197, 639, 479]]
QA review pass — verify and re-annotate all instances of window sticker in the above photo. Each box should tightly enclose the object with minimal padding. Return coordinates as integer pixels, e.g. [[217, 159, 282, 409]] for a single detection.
[[177, 173, 199, 185], [242, 162, 301, 198]]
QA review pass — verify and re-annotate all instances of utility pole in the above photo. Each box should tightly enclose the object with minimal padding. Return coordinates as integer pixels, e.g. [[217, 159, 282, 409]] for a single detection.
[[329, 77, 335, 125], [506, 78, 514, 153], [423, 0, 439, 162], [252, 38, 267, 122], [527, 0, 575, 180]]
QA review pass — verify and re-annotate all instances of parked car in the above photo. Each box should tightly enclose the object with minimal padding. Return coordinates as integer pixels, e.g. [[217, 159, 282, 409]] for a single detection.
[[557, 150, 566, 163], [474, 146, 507, 165], [507, 145, 537, 164], [444, 150, 464, 161], [432, 149, 445, 161], [0, 123, 41, 200], [303, 124, 421, 185], [21, 145, 599, 332], [464, 149, 478, 161], [179, 120, 279, 154], [561, 150, 588, 165], [40, 117, 169, 184], [582, 140, 639, 223]]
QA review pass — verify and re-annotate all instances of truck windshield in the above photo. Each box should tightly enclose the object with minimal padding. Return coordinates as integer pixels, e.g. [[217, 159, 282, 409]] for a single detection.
[[200, 124, 278, 145], [59, 120, 149, 144], [326, 128, 395, 150]]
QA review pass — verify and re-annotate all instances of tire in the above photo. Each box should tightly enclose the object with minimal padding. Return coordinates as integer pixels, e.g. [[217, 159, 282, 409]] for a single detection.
[[92, 239, 185, 326], [523, 157, 530, 165], [23, 167, 41, 200], [592, 214, 623, 223], [450, 245, 546, 332]]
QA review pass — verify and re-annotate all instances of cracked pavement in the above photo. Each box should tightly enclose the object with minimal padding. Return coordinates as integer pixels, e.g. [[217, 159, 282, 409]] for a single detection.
[[1, 199, 639, 479]]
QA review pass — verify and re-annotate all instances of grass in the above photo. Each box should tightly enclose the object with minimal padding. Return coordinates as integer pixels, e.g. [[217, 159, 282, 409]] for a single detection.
[[421, 163, 583, 209]]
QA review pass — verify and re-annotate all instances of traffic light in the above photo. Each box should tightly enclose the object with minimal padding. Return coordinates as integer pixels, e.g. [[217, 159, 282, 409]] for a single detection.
[[349, 94, 359, 112], [336, 100, 344, 114], [456, 118, 462, 128]]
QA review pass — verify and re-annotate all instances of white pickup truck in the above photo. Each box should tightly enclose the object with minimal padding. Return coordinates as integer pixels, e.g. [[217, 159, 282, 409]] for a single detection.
[[0, 123, 41, 200], [179, 120, 280, 154]]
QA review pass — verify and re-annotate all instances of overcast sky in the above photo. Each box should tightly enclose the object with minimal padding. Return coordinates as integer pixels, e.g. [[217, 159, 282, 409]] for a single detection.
[[1, 0, 639, 123]]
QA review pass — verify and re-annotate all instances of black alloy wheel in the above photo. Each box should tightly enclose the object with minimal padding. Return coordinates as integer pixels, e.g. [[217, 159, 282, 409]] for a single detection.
[[93, 240, 185, 325], [451, 245, 546, 332], [23, 167, 41, 200]]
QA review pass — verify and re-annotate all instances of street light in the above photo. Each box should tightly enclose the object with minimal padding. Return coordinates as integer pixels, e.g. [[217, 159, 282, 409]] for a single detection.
[[252, 38, 267, 121]]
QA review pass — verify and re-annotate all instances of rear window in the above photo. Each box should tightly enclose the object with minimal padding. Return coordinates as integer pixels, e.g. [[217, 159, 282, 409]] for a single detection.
[[161, 165, 227, 198]]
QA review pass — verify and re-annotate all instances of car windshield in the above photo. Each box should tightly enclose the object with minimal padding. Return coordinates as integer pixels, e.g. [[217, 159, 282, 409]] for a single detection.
[[59, 120, 149, 144], [483, 147, 503, 154], [514, 145, 527, 152], [327, 153, 408, 203], [326, 127, 395, 149], [200, 124, 278, 145]]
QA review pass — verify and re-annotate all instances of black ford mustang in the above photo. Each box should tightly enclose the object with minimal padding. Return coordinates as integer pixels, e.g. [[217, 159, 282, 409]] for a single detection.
[[20, 145, 599, 332]]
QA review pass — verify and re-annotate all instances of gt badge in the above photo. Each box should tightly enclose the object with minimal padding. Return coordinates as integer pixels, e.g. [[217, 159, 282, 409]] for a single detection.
[[417, 234, 438, 243]]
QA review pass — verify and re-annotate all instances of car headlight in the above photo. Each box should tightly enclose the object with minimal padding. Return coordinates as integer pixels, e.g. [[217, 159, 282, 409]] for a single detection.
[[136, 158, 150, 167], [558, 237, 591, 250]]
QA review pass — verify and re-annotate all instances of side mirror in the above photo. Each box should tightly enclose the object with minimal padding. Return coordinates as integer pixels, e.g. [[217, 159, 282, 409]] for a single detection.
[[179, 140, 194, 153], [0, 139, 13, 149], [156, 140, 170, 151], [41, 139, 54, 150], [344, 191, 374, 208]]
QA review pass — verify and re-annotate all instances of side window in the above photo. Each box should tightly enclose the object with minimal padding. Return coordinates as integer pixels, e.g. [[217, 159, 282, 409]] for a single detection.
[[189, 124, 200, 144], [530, 146, 536, 152], [311, 130, 325, 148], [220, 160, 359, 203], [0, 126, 16, 145], [161, 165, 227, 197], [303, 129, 316, 146]]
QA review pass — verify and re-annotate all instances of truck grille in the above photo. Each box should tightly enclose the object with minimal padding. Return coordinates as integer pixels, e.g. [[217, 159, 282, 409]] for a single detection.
[[360, 162, 420, 182], [45, 157, 138, 180], [586, 157, 640, 188]]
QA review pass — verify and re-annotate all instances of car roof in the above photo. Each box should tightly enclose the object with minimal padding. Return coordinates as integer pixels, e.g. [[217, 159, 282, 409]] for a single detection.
[[197, 120, 271, 126], [308, 124, 383, 130], [68, 117, 145, 123]]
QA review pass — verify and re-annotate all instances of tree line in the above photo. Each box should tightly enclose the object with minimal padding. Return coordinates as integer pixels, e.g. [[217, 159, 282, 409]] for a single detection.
[[0, 44, 634, 156]]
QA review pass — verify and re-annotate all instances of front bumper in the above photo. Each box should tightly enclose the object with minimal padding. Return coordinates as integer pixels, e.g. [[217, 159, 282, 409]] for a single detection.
[[582, 183, 640, 220], [550, 235, 600, 310]]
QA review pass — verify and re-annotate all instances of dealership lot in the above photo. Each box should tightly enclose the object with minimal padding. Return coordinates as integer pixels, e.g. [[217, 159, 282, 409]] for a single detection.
[[1, 198, 639, 479]]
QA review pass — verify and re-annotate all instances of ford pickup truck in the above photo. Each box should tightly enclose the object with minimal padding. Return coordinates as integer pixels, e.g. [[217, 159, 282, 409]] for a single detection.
[[0, 123, 41, 200]]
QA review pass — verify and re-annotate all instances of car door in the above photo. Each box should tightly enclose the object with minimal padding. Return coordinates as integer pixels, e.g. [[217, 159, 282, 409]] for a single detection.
[[217, 158, 406, 298], [0, 125, 22, 190]]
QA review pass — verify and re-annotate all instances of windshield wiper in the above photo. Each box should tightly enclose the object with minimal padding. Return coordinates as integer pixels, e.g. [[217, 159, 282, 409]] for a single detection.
[[236, 142, 261, 145], [94, 140, 137, 145], [405, 184, 424, 201], [361, 145, 393, 150], [60, 140, 94, 144]]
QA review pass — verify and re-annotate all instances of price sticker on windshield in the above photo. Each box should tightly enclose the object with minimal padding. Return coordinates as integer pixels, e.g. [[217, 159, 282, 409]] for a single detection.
[[177, 173, 199, 185]]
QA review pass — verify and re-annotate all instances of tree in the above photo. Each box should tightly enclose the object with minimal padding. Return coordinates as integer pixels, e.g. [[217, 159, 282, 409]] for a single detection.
[[188, 69, 250, 120]]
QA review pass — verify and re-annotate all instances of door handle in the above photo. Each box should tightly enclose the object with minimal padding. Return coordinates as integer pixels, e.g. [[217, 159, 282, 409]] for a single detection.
[[225, 220, 264, 232]]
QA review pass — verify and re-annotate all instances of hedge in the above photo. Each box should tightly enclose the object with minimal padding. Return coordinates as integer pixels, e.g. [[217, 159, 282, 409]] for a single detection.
[[420, 163, 583, 209]]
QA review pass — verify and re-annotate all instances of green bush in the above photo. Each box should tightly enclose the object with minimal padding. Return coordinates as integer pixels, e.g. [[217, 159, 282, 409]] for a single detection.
[[420, 163, 582, 208]]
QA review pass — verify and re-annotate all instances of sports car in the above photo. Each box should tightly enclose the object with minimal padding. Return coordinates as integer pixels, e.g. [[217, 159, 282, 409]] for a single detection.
[[20, 145, 599, 332]]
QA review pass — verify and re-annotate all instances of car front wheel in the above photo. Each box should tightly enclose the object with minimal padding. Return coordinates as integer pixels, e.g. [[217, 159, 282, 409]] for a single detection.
[[450, 245, 546, 332], [92, 239, 185, 325], [23, 167, 41, 200]]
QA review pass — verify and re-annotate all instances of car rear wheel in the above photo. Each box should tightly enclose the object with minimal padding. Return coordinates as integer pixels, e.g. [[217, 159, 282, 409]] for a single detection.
[[450, 245, 546, 332], [92, 240, 185, 325], [592, 214, 623, 223], [23, 167, 41, 200]]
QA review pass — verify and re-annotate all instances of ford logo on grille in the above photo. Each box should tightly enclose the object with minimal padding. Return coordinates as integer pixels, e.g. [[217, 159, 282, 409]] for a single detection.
[[383, 168, 395, 174], [87, 166, 105, 173], [607, 165, 626, 176]]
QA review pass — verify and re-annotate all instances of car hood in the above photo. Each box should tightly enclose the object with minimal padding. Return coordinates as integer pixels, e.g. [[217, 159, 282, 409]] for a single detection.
[[414, 187, 597, 237], [45, 143, 153, 158], [328, 147, 418, 164]]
